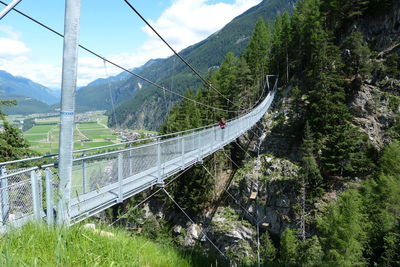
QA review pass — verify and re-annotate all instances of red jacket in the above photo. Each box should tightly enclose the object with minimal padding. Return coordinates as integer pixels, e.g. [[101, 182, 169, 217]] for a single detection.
[[218, 121, 226, 129]]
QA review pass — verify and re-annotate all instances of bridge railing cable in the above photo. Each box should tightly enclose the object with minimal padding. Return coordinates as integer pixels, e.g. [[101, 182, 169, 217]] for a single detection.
[[122, 0, 246, 112], [0, 74, 276, 170]]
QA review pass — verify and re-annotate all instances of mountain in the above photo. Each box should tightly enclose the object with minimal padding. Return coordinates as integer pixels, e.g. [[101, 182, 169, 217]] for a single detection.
[[0, 70, 60, 105], [75, 58, 163, 112], [76, 0, 297, 129], [0, 94, 54, 115]]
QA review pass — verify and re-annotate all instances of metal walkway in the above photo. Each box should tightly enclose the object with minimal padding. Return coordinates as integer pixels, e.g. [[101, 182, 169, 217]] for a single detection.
[[0, 88, 275, 231]]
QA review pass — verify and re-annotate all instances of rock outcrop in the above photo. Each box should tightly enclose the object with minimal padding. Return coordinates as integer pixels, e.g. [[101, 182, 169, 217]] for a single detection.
[[350, 78, 400, 148]]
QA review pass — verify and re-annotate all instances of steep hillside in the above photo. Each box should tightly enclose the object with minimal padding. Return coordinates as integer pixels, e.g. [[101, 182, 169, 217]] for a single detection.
[[0, 70, 59, 105], [105, 0, 400, 265], [75, 59, 162, 112], [76, 0, 297, 130], [1, 94, 54, 115]]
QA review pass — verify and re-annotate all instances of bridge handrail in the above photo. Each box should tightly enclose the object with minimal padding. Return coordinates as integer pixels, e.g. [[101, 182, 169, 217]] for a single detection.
[[0, 88, 274, 168], [0, 79, 276, 231]]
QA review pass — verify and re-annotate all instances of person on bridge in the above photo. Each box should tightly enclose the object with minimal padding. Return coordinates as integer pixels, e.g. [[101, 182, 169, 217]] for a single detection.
[[218, 118, 226, 129]]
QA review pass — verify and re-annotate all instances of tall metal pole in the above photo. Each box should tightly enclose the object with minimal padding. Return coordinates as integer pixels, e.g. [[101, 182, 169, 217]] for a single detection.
[[0, 0, 22, 20], [57, 0, 81, 225]]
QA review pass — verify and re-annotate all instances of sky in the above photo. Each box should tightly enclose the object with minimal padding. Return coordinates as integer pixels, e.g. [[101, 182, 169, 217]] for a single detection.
[[0, 0, 261, 89]]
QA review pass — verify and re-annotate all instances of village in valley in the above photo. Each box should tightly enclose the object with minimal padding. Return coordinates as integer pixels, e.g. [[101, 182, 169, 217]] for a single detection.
[[2, 111, 156, 155]]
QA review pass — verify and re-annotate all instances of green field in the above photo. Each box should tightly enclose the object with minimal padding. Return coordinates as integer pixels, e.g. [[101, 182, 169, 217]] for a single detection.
[[24, 115, 118, 154]]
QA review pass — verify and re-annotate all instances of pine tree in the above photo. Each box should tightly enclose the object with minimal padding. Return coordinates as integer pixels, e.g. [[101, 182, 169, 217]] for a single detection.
[[260, 231, 277, 264], [382, 223, 400, 266], [300, 122, 323, 196], [362, 142, 400, 263], [281, 12, 292, 84], [317, 190, 366, 266], [270, 12, 292, 85], [0, 101, 33, 162], [298, 122, 324, 241], [298, 236, 323, 267], [341, 32, 372, 78], [322, 0, 369, 33], [321, 122, 373, 178], [244, 17, 270, 82], [215, 52, 240, 113], [235, 57, 254, 109], [279, 228, 299, 266]]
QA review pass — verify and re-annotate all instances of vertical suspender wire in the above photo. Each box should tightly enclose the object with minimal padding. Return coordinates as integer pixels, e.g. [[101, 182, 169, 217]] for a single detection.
[[103, 60, 119, 129]]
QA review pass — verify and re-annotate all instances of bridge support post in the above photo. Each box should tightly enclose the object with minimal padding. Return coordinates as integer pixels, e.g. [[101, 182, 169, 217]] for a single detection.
[[82, 153, 87, 194], [181, 136, 185, 170], [0, 167, 9, 225], [57, 0, 81, 226], [31, 170, 41, 220], [129, 146, 133, 176], [197, 131, 202, 163], [118, 153, 123, 202], [156, 138, 164, 186], [45, 168, 54, 226]]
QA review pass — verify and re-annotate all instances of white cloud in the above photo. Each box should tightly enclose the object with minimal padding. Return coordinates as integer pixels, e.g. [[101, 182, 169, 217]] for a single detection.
[[0, 26, 21, 40], [0, 26, 30, 58], [0, 0, 261, 88], [141, 0, 261, 51], [75, 0, 261, 86], [0, 26, 60, 87], [0, 38, 30, 58]]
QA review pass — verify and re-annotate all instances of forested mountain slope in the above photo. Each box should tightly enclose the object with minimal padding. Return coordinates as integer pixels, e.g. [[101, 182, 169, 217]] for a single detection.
[[106, 0, 400, 265], [76, 0, 297, 129]]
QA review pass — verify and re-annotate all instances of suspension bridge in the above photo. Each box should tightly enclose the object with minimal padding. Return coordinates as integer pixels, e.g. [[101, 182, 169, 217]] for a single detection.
[[0, 0, 277, 236]]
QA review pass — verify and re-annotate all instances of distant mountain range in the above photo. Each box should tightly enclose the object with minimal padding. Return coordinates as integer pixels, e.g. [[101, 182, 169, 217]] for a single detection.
[[75, 58, 163, 112], [76, 0, 297, 130], [0, 70, 59, 115], [0, 0, 296, 124]]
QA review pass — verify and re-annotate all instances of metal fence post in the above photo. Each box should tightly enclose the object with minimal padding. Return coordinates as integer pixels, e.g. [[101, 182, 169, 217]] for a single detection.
[[197, 131, 203, 164], [31, 170, 41, 220], [0, 167, 9, 224], [181, 135, 185, 170], [129, 145, 133, 176], [214, 126, 217, 146], [82, 152, 87, 194], [118, 152, 123, 202], [46, 168, 54, 226], [156, 138, 163, 186]]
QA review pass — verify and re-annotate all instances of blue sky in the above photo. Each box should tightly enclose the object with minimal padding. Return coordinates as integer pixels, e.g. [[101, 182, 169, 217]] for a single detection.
[[0, 0, 260, 88]]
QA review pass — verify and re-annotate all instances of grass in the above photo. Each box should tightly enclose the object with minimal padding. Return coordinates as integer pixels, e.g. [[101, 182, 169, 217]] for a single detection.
[[24, 124, 55, 134], [0, 223, 196, 266], [0, 223, 226, 267]]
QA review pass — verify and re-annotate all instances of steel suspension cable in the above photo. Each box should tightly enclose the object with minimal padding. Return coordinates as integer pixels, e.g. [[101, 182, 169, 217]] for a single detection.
[[108, 166, 191, 226], [162, 188, 228, 260], [201, 165, 256, 221], [122, 0, 247, 112], [103, 60, 119, 129], [0, 1, 240, 114]]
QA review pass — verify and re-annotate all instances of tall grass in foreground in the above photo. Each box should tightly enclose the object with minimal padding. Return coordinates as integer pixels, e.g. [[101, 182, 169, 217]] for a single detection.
[[0, 223, 219, 267]]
